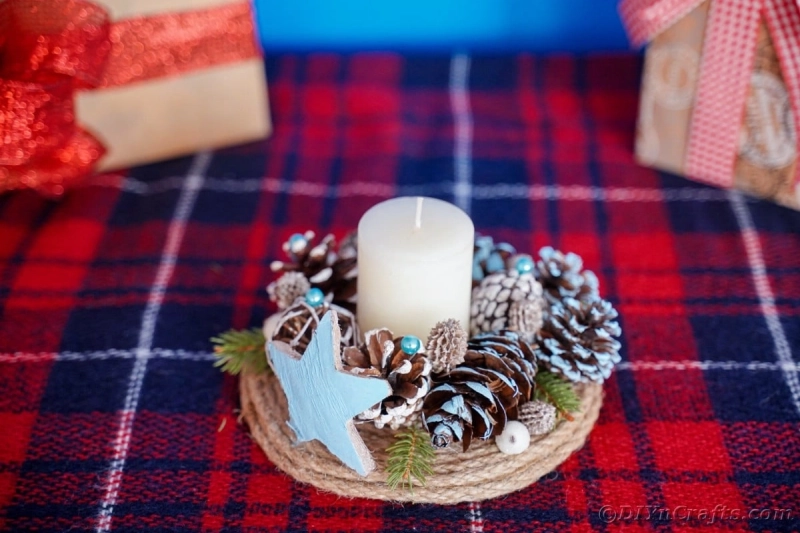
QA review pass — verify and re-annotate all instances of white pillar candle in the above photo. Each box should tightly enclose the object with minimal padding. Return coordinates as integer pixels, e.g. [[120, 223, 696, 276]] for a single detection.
[[357, 197, 474, 341]]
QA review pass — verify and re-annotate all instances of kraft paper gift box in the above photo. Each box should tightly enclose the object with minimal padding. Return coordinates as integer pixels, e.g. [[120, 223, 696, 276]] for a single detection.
[[0, 0, 271, 195], [620, 0, 800, 210]]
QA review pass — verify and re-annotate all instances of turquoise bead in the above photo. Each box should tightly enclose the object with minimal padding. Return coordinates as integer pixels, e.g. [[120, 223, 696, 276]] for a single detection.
[[305, 288, 325, 307], [515, 255, 534, 275], [400, 335, 422, 355], [289, 233, 307, 248]]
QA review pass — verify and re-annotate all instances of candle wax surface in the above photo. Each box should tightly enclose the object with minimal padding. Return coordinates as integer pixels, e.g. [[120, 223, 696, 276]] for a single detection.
[[357, 197, 474, 342]]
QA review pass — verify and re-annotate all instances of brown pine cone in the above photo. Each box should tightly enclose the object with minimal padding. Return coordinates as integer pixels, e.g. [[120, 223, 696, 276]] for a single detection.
[[266, 271, 311, 310], [270, 231, 357, 310], [425, 319, 468, 374], [518, 400, 557, 436], [472, 234, 516, 287], [271, 299, 359, 353], [470, 271, 544, 336], [536, 297, 621, 383], [534, 246, 599, 304], [338, 231, 358, 261], [422, 365, 511, 451], [422, 330, 539, 451], [343, 329, 432, 430], [465, 330, 538, 420]]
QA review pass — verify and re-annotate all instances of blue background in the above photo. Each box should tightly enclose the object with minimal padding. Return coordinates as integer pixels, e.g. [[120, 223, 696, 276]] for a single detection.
[[254, 1, 630, 52]]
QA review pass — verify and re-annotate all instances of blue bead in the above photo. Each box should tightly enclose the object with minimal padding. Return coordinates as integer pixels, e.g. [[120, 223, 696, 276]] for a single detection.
[[515, 255, 534, 274], [305, 288, 325, 307], [289, 233, 307, 249], [400, 335, 422, 355]]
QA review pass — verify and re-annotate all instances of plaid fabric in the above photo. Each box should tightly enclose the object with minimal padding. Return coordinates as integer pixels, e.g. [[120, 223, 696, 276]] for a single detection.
[[2, 53, 800, 532]]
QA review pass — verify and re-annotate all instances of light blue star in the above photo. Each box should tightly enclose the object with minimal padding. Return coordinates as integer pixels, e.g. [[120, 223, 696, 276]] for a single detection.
[[268, 311, 391, 476]]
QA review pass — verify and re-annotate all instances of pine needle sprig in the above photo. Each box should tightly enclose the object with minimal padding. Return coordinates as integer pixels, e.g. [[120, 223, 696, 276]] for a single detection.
[[535, 369, 581, 421], [385, 427, 436, 492], [211, 328, 269, 376]]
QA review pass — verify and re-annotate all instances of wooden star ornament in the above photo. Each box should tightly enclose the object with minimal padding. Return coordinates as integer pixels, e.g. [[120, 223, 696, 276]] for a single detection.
[[268, 310, 391, 476]]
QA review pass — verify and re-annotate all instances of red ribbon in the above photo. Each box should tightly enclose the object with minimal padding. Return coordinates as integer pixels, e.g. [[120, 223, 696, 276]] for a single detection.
[[0, 0, 260, 196], [0, 0, 111, 196], [619, 0, 800, 189]]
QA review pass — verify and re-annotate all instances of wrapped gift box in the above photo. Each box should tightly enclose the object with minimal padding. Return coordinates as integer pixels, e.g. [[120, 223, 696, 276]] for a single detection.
[[1, 0, 271, 195], [621, 0, 800, 210]]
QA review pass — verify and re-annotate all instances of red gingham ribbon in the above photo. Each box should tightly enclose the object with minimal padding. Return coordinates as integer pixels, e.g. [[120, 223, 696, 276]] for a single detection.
[[619, 0, 800, 189]]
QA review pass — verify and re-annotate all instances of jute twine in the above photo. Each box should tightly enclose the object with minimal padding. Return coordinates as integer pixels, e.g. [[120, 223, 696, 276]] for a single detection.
[[240, 370, 603, 504]]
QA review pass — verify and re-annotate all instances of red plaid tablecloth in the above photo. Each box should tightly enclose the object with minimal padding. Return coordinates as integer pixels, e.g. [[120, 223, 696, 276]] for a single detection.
[[1, 54, 799, 532]]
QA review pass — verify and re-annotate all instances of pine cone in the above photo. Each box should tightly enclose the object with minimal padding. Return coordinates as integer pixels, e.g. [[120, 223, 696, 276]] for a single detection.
[[271, 299, 359, 352], [338, 231, 358, 261], [425, 319, 468, 374], [267, 271, 311, 310], [536, 297, 621, 383], [343, 329, 432, 429], [422, 366, 510, 451], [270, 231, 357, 310], [465, 330, 538, 419], [422, 331, 535, 451], [470, 271, 544, 337], [518, 400, 557, 436], [508, 300, 544, 342], [472, 234, 516, 287], [534, 246, 599, 304]]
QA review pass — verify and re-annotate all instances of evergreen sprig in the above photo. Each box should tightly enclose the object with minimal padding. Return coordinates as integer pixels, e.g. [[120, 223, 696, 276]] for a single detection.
[[385, 427, 436, 492], [211, 328, 269, 375], [535, 369, 581, 421]]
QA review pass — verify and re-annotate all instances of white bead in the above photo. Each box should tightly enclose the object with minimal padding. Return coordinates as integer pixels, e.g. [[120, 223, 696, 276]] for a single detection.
[[494, 420, 530, 455]]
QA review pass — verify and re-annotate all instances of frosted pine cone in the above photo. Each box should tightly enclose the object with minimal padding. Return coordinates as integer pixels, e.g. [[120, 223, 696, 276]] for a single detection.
[[425, 319, 468, 374], [472, 234, 516, 286], [267, 271, 311, 310], [422, 366, 512, 451], [536, 297, 621, 383], [338, 231, 357, 260], [518, 400, 557, 436], [343, 329, 432, 429], [534, 246, 599, 304], [423, 330, 537, 450], [470, 271, 545, 337], [271, 299, 359, 352], [508, 299, 544, 342], [270, 231, 357, 310], [465, 330, 538, 419]]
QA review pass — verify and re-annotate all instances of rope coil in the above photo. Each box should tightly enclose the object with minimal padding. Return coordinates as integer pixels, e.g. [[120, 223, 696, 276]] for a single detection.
[[240, 371, 603, 504]]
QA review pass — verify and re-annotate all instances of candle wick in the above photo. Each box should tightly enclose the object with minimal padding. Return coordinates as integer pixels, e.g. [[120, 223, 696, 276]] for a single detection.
[[414, 197, 423, 230]]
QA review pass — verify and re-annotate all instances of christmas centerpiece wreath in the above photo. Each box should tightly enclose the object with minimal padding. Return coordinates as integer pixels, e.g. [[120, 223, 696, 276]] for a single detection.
[[213, 230, 621, 504]]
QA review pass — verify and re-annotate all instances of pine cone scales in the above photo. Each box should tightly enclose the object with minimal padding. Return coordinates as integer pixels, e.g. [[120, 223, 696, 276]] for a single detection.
[[344, 329, 432, 429], [536, 297, 621, 383], [534, 246, 599, 304], [422, 369, 506, 451], [508, 299, 544, 342], [473, 234, 516, 286], [266, 271, 311, 310], [423, 331, 537, 450], [466, 331, 538, 413], [270, 231, 357, 309], [470, 271, 544, 337], [426, 319, 468, 374], [519, 400, 557, 436]]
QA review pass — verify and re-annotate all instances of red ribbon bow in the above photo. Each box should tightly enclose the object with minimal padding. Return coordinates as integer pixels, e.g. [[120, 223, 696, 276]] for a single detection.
[[0, 0, 112, 196], [620, 0, 800, 189]]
